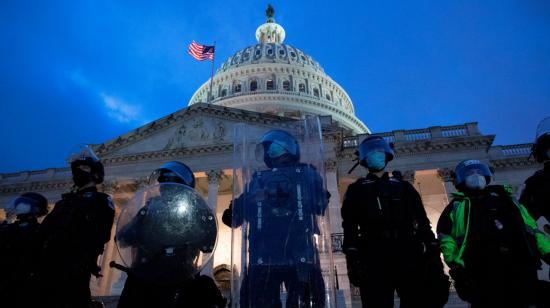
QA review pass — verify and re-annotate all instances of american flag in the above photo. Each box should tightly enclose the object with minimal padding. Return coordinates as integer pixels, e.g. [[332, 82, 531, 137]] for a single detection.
[[188, 41, 215, 61]]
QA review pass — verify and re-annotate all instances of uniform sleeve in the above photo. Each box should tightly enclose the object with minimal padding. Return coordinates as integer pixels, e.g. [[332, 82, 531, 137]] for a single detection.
[[222, 196, 244, 228], [341, 183, 360, 253], [403, 181, 436, 243], [516, 202, 550, 255], [437, 203, 461, 266], [519, 178, 541, 221], [86, 194, 115, 256]]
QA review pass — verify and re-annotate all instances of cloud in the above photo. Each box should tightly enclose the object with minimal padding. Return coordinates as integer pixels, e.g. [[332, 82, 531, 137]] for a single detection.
[[66, 69, 144, 124], [100, 93, 140, 123]]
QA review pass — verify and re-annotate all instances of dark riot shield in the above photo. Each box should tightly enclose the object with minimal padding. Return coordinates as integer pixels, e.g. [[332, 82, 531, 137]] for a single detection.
[[116, 183, 217, 286], [231, 117, 336, 307]]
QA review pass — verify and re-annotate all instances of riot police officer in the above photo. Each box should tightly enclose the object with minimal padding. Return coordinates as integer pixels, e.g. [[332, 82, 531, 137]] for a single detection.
[[520, 117, 550, 227], [341, 136, 448, 308], [38, 145, 115, 308], [437, 159, 550, 307], [116, 161, 224, 308], [223, 129, 328, 308], [0, 192, 48, 307]]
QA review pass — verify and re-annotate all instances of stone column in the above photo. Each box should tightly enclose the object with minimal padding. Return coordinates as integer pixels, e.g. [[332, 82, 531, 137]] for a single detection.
[[203, 169, 224, 277], [325, 160, 342, 234], [324, 160, 352, 307], [437, 168, 457, 196], [97, 180, 120, 296]]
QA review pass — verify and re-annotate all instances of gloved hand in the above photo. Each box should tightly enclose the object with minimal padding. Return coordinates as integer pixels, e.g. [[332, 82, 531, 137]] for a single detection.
[[345, 249, 362, 287], [90, 265, 103, 278], [448, 263, 474, 302]]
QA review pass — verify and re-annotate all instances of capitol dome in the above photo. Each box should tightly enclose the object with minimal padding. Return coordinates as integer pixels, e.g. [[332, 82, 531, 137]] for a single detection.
[[188, 6, 369, 134]]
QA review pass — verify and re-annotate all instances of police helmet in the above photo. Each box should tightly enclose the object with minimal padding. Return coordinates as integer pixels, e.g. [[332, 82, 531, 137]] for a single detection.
[[358, 136, 395, 168], [533, 117, 550, 163], [261, 129, 300, 168], [67, 145, 105, 185], [13, 192, 49, 217], [453, 159, 493, 188], [150, 161, 196, 188]]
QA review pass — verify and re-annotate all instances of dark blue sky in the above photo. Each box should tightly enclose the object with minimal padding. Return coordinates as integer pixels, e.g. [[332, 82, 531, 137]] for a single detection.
[[1, 1, 549, 173]]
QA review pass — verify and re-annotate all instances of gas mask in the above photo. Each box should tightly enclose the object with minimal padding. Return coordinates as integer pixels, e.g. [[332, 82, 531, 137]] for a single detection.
[[465, 174, 487, 190], [366, 151, 386, 171]]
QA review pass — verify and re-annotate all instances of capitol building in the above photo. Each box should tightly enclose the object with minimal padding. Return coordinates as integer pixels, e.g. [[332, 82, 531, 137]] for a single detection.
[[0, 7, 543, 307]]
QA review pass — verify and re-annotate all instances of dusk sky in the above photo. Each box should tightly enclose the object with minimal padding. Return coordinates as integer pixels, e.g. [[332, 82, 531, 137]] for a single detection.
[[1, 0, 549, 173]]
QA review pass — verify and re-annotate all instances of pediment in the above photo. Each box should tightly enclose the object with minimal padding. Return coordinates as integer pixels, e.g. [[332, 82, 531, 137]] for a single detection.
[[93, 104, 299, 159]]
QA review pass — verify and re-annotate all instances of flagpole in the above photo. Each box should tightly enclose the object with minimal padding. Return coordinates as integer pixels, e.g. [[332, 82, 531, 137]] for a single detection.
[[208, 41, 216, 103]]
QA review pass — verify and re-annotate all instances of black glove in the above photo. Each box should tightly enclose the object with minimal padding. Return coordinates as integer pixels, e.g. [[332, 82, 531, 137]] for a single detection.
[[222, 201, 233, 227], [542, 253, 550, 266], [345, 249, 362, 287], [90, 265, 103, 278], [449, 263, 474, 302]]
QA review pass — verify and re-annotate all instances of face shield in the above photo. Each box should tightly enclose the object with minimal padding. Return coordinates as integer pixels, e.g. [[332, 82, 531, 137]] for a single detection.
[[67, 144, 104, 186], [148, 161, 196, 188], [358, 136, 394, 169], [454, 160, 493, 187], [259, 130, 300, 168]]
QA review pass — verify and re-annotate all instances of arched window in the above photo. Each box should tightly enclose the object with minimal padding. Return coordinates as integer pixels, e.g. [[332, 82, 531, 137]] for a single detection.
[[326, 94, 331, 101], [221, 89, 227, 97], [250, 80, 258, 92], [299, 83, 306, 93], [266, 79, 274, 90], [313, 88, 320, 97], [283, 80, 290, 91], [234, 83, 241, 93]]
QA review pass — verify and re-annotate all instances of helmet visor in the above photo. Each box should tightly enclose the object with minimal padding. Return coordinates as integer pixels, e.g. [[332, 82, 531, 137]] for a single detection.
[[358, 137, 394, 162], [260, 130, 299, 156], [455, 161, 493, 185]]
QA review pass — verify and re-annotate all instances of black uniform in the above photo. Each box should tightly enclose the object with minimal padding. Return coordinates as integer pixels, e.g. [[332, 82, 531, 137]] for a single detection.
[[342, 172, 448, 308], [437, 185, 542, 308], [0, 217, 42, 307], [117, 273, 226, 308], [38, 186, 115, 308], [222, 163, 328, 308], [520, 162, 550, 223]]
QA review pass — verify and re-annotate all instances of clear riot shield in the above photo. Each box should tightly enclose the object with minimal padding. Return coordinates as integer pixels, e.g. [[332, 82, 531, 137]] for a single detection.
[[116, 183, 217, 286], [536, 116, 550, 139], [231, 117, 336, 307]]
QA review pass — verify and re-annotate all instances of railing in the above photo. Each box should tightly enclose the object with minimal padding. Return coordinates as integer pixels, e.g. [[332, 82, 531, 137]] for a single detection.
[[193, 89, 354, 113], [342, 123, 477, 149], [404, 130, 431, 141], [500, 144, 532, 156], [442, 126, 467, 137]]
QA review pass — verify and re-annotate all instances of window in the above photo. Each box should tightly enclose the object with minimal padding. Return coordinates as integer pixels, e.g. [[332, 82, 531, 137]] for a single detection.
[[234, 83, 241, 93], [267, 49, 273, 55], [255, 50, 261, 56], [290, 51, 296, 58], [301, 55, 306, 61], [313, 88, 319, 97], [250, 80, 258, 92], [283, 80, 290, 91], [221, 89, 227, 97], [299, 83, 306, 93], [326, 94, 331, 101], [279, 49, 285, 55], [266, 79, 274, 90]]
